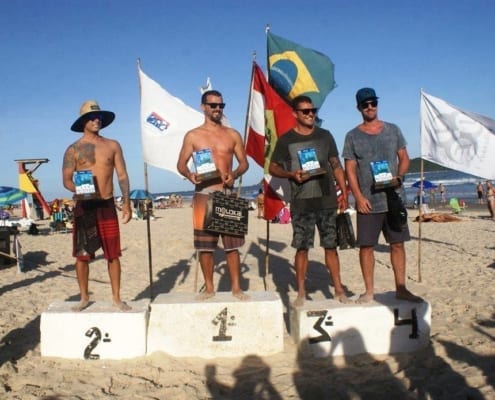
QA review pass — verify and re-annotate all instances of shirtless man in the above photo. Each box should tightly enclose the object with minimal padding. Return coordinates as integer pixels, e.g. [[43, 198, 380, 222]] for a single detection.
[[62, 100, 132, 311], [177, 90, 249, 300]]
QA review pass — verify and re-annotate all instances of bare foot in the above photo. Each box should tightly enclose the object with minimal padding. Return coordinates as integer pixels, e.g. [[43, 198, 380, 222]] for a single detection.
[[71, 300, 91, 312], [232, 291, 250, 301], [356, 293, 374, 304], [335, 292, 352, 304], [396, 289, 423, 303], [195, 291, 215, 301], [292, 296, 305, 308], [113, 301, 132, 311]]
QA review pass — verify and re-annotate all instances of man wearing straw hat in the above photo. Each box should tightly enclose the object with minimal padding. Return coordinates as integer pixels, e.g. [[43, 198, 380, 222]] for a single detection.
[[62, 100, 132, 312]]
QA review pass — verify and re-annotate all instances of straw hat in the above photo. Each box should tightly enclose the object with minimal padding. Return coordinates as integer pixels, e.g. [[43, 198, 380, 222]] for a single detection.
[[70, 100, 115, 132]]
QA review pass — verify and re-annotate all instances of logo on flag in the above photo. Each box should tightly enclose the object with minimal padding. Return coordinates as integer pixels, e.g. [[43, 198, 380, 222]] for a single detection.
[[146, 112, 169, 132]]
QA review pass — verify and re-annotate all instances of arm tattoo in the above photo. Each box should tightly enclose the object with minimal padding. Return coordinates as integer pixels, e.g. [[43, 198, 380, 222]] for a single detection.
[[119, 177, 130, 201], [329, 157, 343, 171]]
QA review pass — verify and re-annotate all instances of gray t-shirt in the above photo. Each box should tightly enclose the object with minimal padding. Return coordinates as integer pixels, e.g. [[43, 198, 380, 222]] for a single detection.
[[271, 127, 339, 212], [342, 122, 407, 213]]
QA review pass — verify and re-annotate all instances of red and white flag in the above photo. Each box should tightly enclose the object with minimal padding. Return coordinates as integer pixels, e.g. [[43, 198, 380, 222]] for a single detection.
[[245, 63, 296, 220]]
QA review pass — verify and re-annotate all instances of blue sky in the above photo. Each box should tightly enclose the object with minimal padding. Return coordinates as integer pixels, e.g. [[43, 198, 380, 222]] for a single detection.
[[2, 0, 494, 200]]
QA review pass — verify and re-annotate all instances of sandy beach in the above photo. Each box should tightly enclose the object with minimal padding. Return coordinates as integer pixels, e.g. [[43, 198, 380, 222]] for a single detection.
[[0, 203, 494, 399]]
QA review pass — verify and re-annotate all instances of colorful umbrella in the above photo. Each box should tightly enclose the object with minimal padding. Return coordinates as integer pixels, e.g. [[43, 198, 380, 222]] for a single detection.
[[0, 186, 28, 206], [129, 189, 153, 200], [412, 180, 437, 190]]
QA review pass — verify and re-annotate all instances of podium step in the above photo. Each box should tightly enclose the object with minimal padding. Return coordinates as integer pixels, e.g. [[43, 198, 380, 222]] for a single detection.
[[147, 291, 284, 358], [290, 292, 431, 357], [41, 300, 149, 360]]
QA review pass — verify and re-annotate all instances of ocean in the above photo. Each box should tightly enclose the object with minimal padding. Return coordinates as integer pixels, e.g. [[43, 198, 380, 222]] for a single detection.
[[402, 170, 485, 206], [154, 170, 488, 208]]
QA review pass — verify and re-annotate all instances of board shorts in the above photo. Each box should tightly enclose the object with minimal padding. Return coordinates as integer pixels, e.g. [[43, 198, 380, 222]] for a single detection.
[[73, 198, 121, 261], [192, 191, 244, 252], [291, 208, 337, 249], [356, 212, 410, 247]]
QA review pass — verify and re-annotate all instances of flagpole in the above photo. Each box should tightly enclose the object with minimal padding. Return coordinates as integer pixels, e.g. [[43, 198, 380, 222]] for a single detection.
[[417, 89, 424, 283], [264, 25, 272, 291], [239, 54, 257, 194], [137, 58, 154, 299]]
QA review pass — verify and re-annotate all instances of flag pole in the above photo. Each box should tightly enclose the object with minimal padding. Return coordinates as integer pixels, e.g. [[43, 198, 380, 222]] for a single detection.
[[264, 24, 272, 291], [238, 53, 257, 194], [417, 89, 424, 283], [137, 58, 154, 299]]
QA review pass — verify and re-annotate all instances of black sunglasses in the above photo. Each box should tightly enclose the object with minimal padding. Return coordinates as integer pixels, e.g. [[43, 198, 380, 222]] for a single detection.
[[360, 100, 378, 109], [87, 113, 103, 121], [296, 108, 317, 115], [204, 102, 226, 109]]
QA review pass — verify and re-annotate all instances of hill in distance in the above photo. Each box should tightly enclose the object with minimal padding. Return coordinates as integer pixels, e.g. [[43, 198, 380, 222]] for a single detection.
[[408, 158, 450, 173]]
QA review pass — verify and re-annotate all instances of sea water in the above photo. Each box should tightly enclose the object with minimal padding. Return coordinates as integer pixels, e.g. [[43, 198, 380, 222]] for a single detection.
[[153, 170, 488, 208], [403, 170, 485, 206]]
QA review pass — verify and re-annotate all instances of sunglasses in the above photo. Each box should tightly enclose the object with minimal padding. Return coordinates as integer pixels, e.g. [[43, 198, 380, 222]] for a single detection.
[[87, 113, 103, 121], [360, 100, 378, 109], [296, 108, 318, 115], [204, 102, 226, 109]]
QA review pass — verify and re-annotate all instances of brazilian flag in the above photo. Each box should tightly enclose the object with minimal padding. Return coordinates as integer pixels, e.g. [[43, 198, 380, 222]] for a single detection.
[[267, 32, 336, 109]]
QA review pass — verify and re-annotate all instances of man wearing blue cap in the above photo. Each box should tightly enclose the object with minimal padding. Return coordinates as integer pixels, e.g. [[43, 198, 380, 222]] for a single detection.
[[342, 88, 422, 303]]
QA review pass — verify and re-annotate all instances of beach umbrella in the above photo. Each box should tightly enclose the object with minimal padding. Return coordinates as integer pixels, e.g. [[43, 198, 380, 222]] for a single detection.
[[129, 189, 153, 200], [0, 186, 28, 206], [412, 180, 437, 190]]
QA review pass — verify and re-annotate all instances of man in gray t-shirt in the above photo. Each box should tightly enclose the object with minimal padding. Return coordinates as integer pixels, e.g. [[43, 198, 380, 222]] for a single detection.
[[342, 87, 422, 304]]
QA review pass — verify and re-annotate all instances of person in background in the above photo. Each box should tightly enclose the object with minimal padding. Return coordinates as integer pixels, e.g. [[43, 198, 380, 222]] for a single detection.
[[428, 187, 436, 206], [256, 188, 264, 219], [177, 90, 249, 300], [269, 95, 350, 307], [486, 180, 495, 220], [62, 100, 132, 312], [343, 87, 422, 304], [439, 183, 446, 206], [476, 182, 484, 205]]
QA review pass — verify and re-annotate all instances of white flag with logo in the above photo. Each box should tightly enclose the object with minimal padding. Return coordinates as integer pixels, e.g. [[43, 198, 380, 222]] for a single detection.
[[420, 90, 495, 179], [139, 67, 203, 174]]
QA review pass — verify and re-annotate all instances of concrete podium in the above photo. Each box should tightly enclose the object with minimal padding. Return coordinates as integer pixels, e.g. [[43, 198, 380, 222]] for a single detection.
[[291, 292, 431, 357], [40, 300, 149, 360], [147, 292, 284, 358]]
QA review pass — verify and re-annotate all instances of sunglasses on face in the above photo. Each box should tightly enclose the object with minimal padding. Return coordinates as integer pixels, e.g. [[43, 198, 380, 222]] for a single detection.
[[87, 113, 103, 121], [204, 102, 226, 109], [360, 100, 378, 109], [296, 108, 318, 115]]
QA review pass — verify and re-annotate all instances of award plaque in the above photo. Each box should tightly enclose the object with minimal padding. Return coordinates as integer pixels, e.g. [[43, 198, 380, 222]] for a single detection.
[[297, 148, 326, 177], [370, 160, 394, 189], [193, 148, 220, 181], [74, 170, 98, 200]]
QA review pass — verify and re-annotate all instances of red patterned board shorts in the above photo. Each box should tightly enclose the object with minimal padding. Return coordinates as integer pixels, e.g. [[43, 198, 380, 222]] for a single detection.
[[72, 198, 121, 261], [192, 192, 244, 252]]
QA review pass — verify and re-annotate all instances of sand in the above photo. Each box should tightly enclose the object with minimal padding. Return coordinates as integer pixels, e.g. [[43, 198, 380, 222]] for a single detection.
[[0, 203, 494, 399]]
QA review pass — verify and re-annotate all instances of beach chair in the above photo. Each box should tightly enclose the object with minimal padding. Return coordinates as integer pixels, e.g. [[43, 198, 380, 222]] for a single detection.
[[449, 198, 463, 214]]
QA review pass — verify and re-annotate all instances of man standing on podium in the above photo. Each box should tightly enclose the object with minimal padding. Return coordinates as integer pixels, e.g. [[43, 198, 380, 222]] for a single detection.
[[177, 90, 249, 300], [342, 87, 423, 304], [63, 100, 132, 312], [269, 95, 350, 307]]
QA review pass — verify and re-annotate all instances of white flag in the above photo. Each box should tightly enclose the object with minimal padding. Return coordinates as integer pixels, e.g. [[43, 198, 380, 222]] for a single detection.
[[420, 90, 495, 179], [139, 67, 203, 174]]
